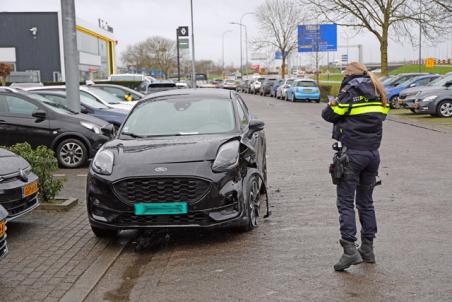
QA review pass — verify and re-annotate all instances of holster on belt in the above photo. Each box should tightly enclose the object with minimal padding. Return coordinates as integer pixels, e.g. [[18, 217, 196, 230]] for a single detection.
[[329, 142, 349, 185]]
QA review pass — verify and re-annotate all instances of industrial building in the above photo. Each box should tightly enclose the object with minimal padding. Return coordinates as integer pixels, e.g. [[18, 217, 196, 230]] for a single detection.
[[0, 12, 117, 82]]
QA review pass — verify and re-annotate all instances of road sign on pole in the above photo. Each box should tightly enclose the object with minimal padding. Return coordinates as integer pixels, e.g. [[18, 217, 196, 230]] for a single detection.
[[425, 58, 435, 68], [298, 24, 337, 53], [177, 26, 189, 37], [179, 38, 189, 49]]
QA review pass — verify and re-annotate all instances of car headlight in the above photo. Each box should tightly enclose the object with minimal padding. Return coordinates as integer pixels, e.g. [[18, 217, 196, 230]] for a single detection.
[[92, 149, 114, 175], [421, 95, 437, 104], [81, 121, 101, 134], [212, 140, 240, 172]]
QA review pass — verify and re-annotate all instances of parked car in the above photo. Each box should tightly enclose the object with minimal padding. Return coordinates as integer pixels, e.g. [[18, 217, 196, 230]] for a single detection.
[[386, 74, 440, 108], [0, 90, 114, 168], [87, 89, 267, 237], [0, 148, 39, 220], [27, 86, 134, 111], [413, 79, 452, 117], [286, 79, 320, 102], [270, 79, 283, 97], [238, 80, 251, 93], [0, 205, 7, 260], [399, 74, 452, 112], [259, 78, 277, 96], [276, 78, 295, 99], [250, 78, 265, 94], [138, 81, 177, 94], [31, 90, 128, 130], [222, 80, 239, 91], [383, 73, 428, 89], [88, 83, 144, 102]]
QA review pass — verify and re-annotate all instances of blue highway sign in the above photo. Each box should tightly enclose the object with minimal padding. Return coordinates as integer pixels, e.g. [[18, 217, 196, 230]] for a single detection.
[[298, 24, 337, 53]]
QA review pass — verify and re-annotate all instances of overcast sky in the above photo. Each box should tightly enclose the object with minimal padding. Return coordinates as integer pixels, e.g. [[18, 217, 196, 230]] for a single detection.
[[2, 0, 452, 67]]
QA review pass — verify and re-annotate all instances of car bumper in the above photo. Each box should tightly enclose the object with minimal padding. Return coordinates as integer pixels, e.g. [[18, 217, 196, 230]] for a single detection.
[[0, 173, 40, 221], [413, 101, 436, 114], [293, 92, 320, 100], [86, 167, 248, 230]]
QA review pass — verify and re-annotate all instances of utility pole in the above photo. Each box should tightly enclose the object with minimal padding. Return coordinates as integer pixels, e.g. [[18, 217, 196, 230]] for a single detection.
[[60, 0, 80, 112], [418, 0, 422, 72], [190, 0, 196, 88], [176, 29, 180, 82]]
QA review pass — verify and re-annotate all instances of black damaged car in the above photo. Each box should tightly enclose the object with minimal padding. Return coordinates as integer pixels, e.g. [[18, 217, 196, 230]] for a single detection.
[[87, 89, 268, 237]]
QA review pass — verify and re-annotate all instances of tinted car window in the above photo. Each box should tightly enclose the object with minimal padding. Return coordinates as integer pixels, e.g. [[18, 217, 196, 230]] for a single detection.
[[415, 78, 434, 86], [295, 81, 316, 87], [42, 94, 66, 105], [122, 98, 236, 137], [5, 95, 38, 115]]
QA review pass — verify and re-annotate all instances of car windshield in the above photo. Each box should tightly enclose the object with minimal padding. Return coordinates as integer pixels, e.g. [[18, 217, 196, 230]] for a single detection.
[[120, 97, 236, 138], [296, 81, 316, 87], [28, 93, 76, 114], [84, 87, 122, 104], [428, 74, 452, 86], [286, 79, 294, 85], [80, 94, 109, 109]]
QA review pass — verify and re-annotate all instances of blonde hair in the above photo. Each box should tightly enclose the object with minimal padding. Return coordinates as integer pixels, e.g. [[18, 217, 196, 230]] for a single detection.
[[344, 62, 388, 106]]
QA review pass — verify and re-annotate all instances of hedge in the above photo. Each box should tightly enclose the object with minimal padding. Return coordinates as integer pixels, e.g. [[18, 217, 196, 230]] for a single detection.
[[319, 83, 341, 102]]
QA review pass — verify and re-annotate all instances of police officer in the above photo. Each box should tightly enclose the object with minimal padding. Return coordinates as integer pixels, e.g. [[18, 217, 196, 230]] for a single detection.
[[322, 62, 389, 271]]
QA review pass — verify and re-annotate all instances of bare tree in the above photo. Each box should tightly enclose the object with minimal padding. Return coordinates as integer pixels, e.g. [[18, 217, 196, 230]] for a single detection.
[[302, 0, 452, 75], [254, 0, 307, 78], [121, 36, 177, 78]]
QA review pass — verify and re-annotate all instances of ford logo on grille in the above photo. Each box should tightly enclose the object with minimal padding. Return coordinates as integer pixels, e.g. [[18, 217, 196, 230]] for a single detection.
[[154, 167, 168, 172]]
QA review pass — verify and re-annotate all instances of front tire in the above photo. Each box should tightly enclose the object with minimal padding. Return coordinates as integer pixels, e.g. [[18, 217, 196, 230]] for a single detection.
[[56, 138, 88, 168], [390, 96, 400, 109], [239, 176, 262, 232], [437, 100, 452, 117]]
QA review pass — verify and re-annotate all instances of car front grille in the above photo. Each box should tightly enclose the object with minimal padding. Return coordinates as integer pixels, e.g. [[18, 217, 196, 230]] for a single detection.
[[0, 187, 38, 217], [115, 212, 212, 226], [113, 177, 211, 204]]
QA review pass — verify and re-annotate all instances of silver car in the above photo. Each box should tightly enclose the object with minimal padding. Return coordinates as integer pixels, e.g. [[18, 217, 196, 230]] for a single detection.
[[276, 78, 295, 99]]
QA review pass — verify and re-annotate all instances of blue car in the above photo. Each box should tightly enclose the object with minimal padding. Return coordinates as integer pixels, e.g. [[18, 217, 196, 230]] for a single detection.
[[270, 79, 283, 97], [386, 74, 440, 108], [286, 79, 320, 102], [32, 90, 128, 129]]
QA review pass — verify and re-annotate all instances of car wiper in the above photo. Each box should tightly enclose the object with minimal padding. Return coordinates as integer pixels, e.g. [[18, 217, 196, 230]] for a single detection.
[[120, 132, 145, 138]]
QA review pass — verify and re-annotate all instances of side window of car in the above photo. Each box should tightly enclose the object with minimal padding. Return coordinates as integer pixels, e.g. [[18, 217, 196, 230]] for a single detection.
[[416, 78, 431, 86], [235, 97, 249, 127], [104, 87, 124, 98], [45, 95, 66, 105], [237, 95, 250, 117], [80, 91, 97, 101], [5, 96, 38, 116], [0, 95, 8, 113]]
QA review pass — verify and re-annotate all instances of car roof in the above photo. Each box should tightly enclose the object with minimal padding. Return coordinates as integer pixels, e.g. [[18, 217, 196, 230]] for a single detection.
[[32, 90, 67, 96], [141, 88, 233, 100], [294, 78, 316, 82]]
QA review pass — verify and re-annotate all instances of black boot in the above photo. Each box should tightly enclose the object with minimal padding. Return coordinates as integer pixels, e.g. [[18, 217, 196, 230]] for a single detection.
[[334, 239, 363, 271], [358, 237, 375, 263]]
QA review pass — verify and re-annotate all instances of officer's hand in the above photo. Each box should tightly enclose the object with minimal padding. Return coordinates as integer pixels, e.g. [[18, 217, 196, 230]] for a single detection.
[[328, 100, 337, 106]]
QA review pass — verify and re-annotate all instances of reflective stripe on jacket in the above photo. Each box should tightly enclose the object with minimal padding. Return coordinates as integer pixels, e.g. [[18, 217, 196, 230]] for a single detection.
[[322, 75, 389, 151]]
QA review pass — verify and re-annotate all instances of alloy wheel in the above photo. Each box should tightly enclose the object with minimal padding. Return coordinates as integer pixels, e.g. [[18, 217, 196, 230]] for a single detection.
[[439, 101, 452, 117], [248, 178, 261, 228], [60, 142, 84, 167]]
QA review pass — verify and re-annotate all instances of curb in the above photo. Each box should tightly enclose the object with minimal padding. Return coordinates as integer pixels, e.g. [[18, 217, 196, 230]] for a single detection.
[[59, 240, 126, 302], [38, 198, 78, 211]]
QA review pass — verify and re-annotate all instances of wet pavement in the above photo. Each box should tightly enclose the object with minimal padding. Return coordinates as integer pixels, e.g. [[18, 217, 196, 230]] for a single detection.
[[1, 93, 452, 301]]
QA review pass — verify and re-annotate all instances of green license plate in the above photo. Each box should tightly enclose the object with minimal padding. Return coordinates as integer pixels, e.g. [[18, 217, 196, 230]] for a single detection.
[[134, 202, 188, 215]]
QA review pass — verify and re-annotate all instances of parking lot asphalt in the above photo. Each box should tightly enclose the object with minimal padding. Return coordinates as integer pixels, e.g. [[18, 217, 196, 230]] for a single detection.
[[2, 93, 452, 302]]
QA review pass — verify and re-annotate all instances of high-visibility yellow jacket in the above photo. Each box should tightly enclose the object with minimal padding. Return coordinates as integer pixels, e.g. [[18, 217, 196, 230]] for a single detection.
[[322, 75, 389, 151]]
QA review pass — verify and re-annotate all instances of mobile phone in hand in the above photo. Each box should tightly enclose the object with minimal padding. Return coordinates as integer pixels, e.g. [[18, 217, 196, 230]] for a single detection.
[[328, 95, 335, 103]]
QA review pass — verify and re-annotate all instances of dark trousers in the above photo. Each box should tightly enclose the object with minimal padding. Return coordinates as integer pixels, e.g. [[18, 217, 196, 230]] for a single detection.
[[336, 149, 380, 242]]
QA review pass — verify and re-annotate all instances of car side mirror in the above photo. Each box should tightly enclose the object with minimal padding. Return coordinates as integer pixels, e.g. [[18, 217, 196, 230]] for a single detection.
[[80, 106, 89, 114], [247, 119, 265, 138], [32, 110, 46, 120], [101, 124, 115, 138]]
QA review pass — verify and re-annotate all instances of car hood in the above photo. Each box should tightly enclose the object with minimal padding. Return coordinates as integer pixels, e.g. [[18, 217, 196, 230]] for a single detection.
[[103, 134, 239, 176], [73, 112, 109, 127], [0, 148, 30, 177]]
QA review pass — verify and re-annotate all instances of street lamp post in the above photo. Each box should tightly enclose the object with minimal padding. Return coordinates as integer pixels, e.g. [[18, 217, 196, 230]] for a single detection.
[[222, 30, 232, 78], [190, 0, 196, 88], [229, 22, 243, 77], [240, 12, 254, 77]]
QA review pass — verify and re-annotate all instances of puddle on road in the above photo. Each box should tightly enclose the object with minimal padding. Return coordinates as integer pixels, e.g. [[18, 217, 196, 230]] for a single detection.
[[103, 250, 154, 302]]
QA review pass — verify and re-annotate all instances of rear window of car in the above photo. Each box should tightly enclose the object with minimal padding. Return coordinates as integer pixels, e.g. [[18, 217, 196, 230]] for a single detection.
[[295, 81, 316, 87]]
